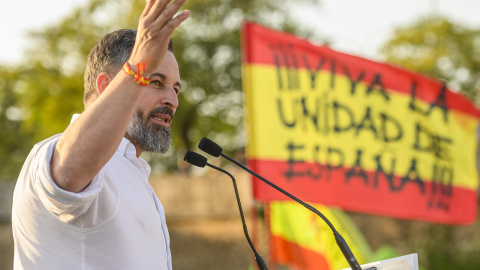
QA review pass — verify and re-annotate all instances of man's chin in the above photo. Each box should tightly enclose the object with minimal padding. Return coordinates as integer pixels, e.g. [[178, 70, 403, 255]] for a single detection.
[[126, 110, 172, 154]]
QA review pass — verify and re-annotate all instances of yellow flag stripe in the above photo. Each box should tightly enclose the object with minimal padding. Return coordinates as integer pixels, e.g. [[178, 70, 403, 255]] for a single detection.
[[243, 64, 479, 190]]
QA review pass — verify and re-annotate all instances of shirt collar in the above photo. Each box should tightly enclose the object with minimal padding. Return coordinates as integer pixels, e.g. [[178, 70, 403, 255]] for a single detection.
[[70, 113, 81, 124], [118, 137, 152, 178]]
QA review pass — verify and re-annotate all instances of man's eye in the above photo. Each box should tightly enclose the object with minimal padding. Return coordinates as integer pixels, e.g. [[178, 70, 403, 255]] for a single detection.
[[151, 80, 162, 87]]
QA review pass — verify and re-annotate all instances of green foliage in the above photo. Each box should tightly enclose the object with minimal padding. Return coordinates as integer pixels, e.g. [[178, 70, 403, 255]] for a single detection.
[[421, 221, 480, 270], [0, 67, 34, 180], [0, 0, 118, 180], [380, 17, 480, 105]]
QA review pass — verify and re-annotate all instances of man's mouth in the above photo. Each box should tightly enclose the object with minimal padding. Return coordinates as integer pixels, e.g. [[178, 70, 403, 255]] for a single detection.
[[149, 107, 174, 126], [152, 115, 171, 123]]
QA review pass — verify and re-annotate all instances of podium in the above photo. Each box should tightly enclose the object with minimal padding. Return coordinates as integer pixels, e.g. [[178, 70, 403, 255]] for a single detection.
[[341, 254, 419, 270]]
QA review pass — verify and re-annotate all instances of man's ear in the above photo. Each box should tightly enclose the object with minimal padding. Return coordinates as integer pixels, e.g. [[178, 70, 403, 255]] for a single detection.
[[96, 72, 113, 95]]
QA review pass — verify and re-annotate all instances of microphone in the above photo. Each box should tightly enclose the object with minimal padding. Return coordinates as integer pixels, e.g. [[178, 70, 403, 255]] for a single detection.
[[184, 151, 268, 270], [183, 150, 208, 167], [197, 138, 363, 270]]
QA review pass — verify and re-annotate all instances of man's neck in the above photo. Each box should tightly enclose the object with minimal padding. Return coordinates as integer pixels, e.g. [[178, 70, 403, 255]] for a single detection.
[[124, 134, 144, 158]]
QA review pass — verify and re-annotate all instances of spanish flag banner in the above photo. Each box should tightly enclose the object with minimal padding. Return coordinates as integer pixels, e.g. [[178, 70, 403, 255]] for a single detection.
[[269, 201, 372, 270], [242, 22, 480, 224]]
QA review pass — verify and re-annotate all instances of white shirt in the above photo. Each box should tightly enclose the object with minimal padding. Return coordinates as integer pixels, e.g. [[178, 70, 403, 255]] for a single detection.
[[12, 115, 172, 270]]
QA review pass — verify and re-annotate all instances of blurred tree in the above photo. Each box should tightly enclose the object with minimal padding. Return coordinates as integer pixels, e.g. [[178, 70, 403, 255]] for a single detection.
[[0, 0, 321, 178], [0, 0, 123, 180], [380, 16, 480, 105], [0, 67, 35, 180]]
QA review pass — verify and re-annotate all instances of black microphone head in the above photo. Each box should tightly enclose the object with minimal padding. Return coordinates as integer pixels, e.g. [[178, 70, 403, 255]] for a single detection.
[[198, 137, 223, 157], [184, 151, 208, 168]]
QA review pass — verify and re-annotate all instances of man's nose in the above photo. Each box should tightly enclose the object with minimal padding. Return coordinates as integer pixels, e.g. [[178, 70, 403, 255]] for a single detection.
[[161, 85, 179, 109]]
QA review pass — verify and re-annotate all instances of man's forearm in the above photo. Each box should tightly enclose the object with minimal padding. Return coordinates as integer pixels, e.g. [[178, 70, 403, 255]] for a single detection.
[[51, 73, 145, 192]]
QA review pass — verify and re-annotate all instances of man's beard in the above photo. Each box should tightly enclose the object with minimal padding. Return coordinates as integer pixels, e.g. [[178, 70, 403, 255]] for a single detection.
[[126, 107, 173, 154]]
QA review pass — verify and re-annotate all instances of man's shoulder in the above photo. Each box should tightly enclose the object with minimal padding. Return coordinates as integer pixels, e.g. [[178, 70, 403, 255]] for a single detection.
[[23, 134, 63, 165], [32, 134, 63, 151]]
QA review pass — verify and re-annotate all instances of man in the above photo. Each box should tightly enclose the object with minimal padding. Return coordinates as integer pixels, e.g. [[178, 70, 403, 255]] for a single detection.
[[11, 0, 190, 269]]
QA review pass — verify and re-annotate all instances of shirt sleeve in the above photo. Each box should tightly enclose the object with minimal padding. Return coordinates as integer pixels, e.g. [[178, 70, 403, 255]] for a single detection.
[[32, 136, 106, 224]]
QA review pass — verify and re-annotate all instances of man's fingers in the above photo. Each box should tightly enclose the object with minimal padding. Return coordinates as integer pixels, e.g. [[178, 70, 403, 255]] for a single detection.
[[162, 0, 186, 22], [131, 0, 189, 71], [142, 0, 187, 31], [141, 0, 156, 18], [166, 9, 190, 30], [159, 9, 190, 40], [145, 0, 172, 21]]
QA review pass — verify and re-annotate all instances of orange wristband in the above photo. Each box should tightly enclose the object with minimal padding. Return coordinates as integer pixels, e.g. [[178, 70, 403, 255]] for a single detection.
[[122, 62, 151, 86]]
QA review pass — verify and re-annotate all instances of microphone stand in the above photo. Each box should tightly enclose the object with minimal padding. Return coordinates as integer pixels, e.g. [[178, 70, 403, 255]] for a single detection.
[[185, 146, 361, 270], [219, 153, 362, 270], [205, 163, 268, 270]]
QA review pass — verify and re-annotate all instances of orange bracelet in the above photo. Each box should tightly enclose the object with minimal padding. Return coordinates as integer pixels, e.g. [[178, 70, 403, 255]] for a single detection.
[[122, 62, 151, 86]]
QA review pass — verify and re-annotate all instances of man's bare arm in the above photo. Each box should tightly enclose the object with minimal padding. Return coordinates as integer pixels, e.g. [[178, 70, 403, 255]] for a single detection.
[[50, 0, 190, 193]]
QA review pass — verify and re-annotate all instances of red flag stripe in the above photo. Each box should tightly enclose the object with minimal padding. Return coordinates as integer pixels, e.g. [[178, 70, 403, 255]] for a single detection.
[[248, 159, 477, 224], [271, 234, 331, 270]]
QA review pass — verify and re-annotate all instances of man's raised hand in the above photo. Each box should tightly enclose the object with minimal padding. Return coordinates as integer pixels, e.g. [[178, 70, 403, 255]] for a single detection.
[[129, 0, 190, 75]]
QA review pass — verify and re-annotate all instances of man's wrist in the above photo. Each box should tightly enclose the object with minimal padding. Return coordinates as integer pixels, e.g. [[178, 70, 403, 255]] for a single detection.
[[122, 62, 151, 86]]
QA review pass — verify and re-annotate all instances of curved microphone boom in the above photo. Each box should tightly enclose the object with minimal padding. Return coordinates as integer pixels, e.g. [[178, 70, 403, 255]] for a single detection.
[[184, 151, 268, 270], [197, 138, 362, 270]]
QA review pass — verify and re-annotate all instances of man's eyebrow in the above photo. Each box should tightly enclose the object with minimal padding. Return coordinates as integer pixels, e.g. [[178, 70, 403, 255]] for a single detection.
[[150, 72, 182, 89]]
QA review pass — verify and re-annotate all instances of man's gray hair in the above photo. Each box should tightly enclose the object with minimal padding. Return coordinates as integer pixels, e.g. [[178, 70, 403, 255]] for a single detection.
[[83, 29, 174, 106]]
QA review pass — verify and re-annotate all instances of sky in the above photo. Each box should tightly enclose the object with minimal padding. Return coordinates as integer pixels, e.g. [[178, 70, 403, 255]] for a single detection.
[[2, 0, 480, 64], [292, 0, 480, 61]]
